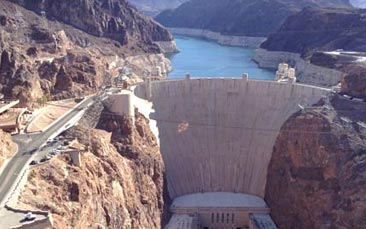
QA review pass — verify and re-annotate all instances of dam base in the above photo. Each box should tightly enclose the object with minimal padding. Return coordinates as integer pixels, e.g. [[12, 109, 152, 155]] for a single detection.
[[166, 192, 276, 229]]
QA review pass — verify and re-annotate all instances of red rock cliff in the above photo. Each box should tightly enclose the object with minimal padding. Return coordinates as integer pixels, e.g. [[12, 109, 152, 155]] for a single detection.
[[17, 110, 170, 228], [266, 95, 366, 228], [0, 1, 173, 106]]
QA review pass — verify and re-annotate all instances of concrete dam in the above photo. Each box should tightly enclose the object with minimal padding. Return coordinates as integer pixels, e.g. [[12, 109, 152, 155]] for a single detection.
[[119, 78, 330, 228]]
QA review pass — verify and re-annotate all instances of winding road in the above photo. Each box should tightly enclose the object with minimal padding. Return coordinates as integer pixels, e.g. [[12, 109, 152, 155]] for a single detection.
[[0, 96, 95, 208]]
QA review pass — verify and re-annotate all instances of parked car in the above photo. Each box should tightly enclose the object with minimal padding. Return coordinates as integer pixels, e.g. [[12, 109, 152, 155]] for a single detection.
[[39, 158, 47, 163], [22, 212, 36, 221], [40, 155, 51, 163], [49, 149, 59, 156], [46, 138, 57, 144], [63, 140, 70, 146], [29, 160, 38, 166]]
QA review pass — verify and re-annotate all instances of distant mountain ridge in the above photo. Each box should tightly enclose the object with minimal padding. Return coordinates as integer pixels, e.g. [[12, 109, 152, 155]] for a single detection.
[[155, 0, 353, 37], [350, 0, 366, 8], [261, 7, 366, 56], [129, 0, 187, 16]]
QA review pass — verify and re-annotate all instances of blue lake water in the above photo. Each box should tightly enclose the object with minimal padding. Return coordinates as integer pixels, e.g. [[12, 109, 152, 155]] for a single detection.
[[167, 35, 275, 80]]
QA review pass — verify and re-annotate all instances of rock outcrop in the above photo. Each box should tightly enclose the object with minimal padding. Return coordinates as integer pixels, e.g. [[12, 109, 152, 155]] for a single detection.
[[0, 1, 173, 106], [155, 0, 352, 38], [266, 94, 366, 228], [261, 7, 366, 56], [0, 129, 16, 169], [341, 65, 366, 99], [17, 107, 170, 228], [9, 0, 174, 48], [255, 7, 366, 86]]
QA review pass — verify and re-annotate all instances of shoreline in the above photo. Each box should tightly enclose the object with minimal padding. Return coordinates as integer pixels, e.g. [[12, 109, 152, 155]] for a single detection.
[[169, 27, 266, 48], [154, 40, 179, 53], [254, 48, 344, 87]]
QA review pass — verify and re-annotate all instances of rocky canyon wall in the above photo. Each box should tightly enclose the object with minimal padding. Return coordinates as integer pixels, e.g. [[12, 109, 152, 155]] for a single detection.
[[0, 1, 174, 107], [266, 94, 366, 228], [16, 105, 170, 228], [154, 41, 178, 54], [156, 0, 351, 39], [341, 65, 366, 99], [8, 0, 174, 48]]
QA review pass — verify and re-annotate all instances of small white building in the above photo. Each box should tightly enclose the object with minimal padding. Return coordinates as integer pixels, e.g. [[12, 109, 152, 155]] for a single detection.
[[275, 63, 296, 83], [167, 192, 277, 229]]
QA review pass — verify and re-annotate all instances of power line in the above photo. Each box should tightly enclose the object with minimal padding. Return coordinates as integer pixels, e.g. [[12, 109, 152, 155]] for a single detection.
[[88, 110, 357, 135], [151, 118, 351, 135]]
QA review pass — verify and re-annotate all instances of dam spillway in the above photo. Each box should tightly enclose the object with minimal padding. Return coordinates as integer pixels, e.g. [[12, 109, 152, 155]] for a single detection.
[[134, 78, 330, 199]]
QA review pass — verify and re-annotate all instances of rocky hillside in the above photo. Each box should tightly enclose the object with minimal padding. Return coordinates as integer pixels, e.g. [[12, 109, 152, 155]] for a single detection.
[[155, 0, 352, 37], [9, 0, 173, 46], [129, 0, 187, 16], [0, 129, 16, 169], [0, 1, 173, 107], [266, 94, 366, 228], [341, 65, 366, 99], [17, 104, 170, 228], [261, 7, 366, 56]]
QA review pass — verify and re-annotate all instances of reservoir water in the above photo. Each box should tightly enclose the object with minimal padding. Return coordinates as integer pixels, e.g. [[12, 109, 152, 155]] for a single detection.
[[168, 35, 275, 79]]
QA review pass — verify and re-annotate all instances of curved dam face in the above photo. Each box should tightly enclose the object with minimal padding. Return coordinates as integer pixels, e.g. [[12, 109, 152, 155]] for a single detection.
[[134, 78, 330, 199]]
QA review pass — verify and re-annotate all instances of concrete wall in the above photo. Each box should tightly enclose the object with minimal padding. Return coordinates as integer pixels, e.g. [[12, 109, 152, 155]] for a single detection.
[[11, 217, 52, 229], [134, 78, 330, 199], [68, 151, 81, 167], [4, 168, 30, 208], [172, 208, 267, 229], [169, 192, 271, 229], [104, 92, 135, 123], [165, 214, 199, 229], [5, 206, 52, 229], [0, 100, 20, 114]]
